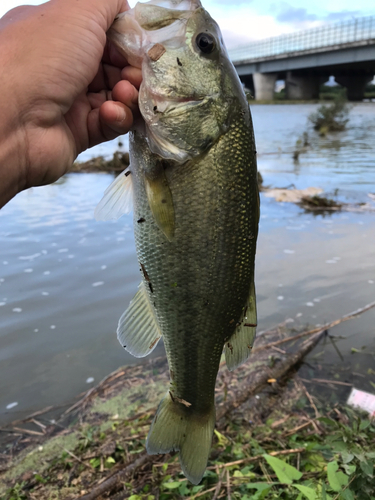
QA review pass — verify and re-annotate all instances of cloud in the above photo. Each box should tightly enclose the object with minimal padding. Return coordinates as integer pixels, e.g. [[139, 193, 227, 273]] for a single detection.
[[325, 10, 362, 21], [276, 5, 317, 23]]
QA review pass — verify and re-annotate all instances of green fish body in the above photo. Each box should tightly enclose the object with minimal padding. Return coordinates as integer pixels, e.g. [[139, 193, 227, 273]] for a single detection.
[[96, 0, 259, 484]]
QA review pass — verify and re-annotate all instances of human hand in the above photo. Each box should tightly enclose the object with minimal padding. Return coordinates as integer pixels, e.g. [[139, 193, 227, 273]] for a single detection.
[[0, 0, 142, 207]]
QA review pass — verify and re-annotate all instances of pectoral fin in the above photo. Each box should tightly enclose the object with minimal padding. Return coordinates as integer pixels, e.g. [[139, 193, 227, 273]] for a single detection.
[[94, 168, 133, 221], [145, 169, 175, 241], [225, 280, 257, 371], [117, 282, 162, 358]]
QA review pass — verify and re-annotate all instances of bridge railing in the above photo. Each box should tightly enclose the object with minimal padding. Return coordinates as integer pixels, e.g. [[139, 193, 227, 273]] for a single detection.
[[228, 16, 375, 63]]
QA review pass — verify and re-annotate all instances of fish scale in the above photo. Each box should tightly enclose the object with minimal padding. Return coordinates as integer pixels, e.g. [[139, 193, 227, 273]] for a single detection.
[[130, 106, 257, 412]]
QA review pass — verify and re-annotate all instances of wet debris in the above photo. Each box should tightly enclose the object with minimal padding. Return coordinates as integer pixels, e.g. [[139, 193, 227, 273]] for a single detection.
[[299, 194, 342, 211], [263, 187, 323, 203], [263, 187, 375, 213]]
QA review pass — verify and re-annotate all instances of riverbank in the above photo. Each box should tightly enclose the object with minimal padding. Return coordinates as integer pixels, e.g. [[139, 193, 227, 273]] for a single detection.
[[1, 303, 374, 500]]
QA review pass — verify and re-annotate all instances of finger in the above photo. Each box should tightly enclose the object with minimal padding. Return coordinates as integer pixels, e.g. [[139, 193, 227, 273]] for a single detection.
[[112, 80, 139, 113], [87, 90, 112, 110], [88, 63, 122, 93], [121, 66, 143, 90], [102, 40, 130, 68], [87, 102, 133, 147]]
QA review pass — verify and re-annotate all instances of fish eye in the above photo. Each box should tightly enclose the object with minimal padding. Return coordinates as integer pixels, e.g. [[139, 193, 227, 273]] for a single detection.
[[195, 33, 216, 54]]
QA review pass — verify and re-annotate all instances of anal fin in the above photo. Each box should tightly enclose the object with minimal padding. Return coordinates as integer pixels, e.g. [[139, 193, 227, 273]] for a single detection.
[[225, 280, 257, 371], [117, 282, 162, 358]]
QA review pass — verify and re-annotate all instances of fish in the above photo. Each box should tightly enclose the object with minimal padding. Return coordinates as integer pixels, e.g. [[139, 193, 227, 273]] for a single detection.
[[95, 0, 259, 485]]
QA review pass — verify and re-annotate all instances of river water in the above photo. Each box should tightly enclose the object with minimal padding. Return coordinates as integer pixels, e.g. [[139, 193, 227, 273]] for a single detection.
[[1, 103, 374, 424]]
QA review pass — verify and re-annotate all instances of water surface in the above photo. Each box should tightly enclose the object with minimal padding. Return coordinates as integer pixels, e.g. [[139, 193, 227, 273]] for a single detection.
[[1, 103, 374, 424]]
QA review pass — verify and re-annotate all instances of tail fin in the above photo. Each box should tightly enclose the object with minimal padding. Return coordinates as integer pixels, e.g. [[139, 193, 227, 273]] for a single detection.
[[146, 392, 215, 485]]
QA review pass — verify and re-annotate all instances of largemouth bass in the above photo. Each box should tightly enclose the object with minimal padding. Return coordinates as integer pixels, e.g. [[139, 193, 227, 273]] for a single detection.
[[95, 0, 259, 484]]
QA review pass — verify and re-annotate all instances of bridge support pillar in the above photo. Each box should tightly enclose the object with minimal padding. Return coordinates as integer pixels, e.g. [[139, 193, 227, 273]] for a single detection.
[[285, 72, 321, 100], [334, 74, 373, 101], [253, 73, 277, 100], [239, 75, 255, 98]]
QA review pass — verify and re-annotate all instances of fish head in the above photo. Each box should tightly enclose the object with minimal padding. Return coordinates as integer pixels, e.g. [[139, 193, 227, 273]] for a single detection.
[[108, 1, 244, 163]]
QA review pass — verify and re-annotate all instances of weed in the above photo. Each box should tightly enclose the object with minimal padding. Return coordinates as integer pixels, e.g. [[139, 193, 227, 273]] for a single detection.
[[309, 97, 351, 134], [1, 482, 27, 500]]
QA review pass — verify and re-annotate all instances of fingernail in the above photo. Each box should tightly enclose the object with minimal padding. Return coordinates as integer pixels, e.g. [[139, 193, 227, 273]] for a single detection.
[[116, 107, 127, 123]]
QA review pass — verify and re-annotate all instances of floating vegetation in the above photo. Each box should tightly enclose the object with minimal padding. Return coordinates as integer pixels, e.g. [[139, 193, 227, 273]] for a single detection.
[[299, 194, 343, 212], [308, 97, 351, 134]]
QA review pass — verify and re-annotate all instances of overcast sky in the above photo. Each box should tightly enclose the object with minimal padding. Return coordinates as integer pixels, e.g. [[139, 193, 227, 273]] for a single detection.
[[1, 0, 374, 48]]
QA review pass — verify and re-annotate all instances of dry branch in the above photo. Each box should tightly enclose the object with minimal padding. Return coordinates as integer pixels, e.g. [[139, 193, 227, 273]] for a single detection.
[[78, 453, 152, 500], [253, 299, 375, 353]]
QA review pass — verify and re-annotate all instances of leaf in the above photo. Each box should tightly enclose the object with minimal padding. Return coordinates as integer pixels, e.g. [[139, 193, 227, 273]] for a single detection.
[[341, 489, 355, 500], [246, 483, 273, 499], [341, 452, 354, 464], [34, 474, 47, 484], [214, 429, 229, 447], [105, 456, 116, 464], [191, 485, 204, 494], [163, 482, 182, 490], [360, 460, 374, 477], [360, 420, 371, 431], [327, 461, 349, 492], [247, 482, 275, 492], [342, 464, 356, 476], [318, 417, 337, 427], [263, 454, 303, 484], [322, 482, 327, 500], [89, 458, 101, 469], [294, 485, 319, 500]]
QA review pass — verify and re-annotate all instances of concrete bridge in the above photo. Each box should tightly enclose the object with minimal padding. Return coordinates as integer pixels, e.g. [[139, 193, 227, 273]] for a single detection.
[[228, 16, 375, 100]]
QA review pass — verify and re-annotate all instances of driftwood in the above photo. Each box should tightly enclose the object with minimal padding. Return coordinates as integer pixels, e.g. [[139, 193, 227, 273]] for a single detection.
[[78, 454, 152, 500]]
